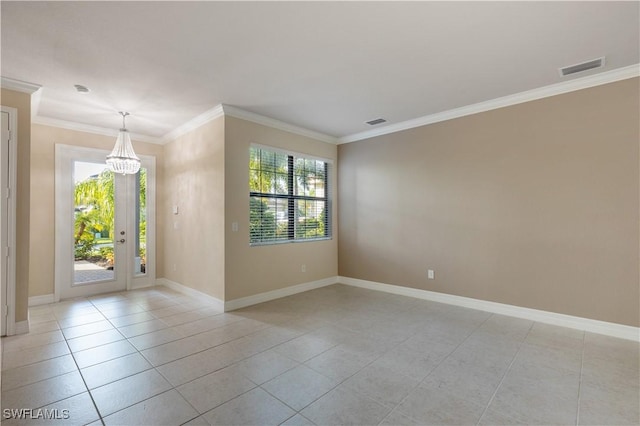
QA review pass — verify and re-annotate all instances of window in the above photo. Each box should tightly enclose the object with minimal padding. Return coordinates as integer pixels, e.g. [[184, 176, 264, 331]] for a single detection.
[[249, 146, 331, 245]]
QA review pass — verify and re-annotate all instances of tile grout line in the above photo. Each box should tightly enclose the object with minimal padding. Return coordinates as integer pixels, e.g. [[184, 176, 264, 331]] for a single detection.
[[3, 289, 193, 424], [378, 312, 495, 426], [90, 293, 206, 424], [258, 349, 356, 417], [149, 316, 318, 388], [84, 294, 179, 423], [132, 306, 277, 365], [182, 314, 409, 424], [83, 295, 170, 422], [169, 334, 303, 424], [13, 286, 629, 426], [294, 319, 420, 421], [91, 290, 307, 423], [2, 301, 103, 422], [165, 313, 332, 424], [67, 296, 107, 426], [91, 290, 211, 422], [1, 305, 82, 385], [100, 291, 213, 423], [85, 293, 184, 423], [0, 343, 68, 373], [575, 331, 586, 426], [475, 319, 535, 425]]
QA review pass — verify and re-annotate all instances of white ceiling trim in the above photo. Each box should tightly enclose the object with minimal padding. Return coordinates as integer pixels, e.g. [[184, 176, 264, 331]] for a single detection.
[[16, 63, 640, 148], [0, 76, 43, 120], [31, 87, 42, 120], [161, 104, 225, 143], [32, 116, 163, 144], [1, 76, 42, 94], [221, 105, 339, 145], [339, 64, 640, 144]]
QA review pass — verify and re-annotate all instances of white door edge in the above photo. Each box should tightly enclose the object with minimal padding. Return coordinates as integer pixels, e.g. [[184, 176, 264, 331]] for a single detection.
[[1, 106, 17, 336]]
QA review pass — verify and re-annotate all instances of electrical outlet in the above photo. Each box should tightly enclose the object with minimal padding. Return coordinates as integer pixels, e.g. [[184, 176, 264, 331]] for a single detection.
[[428, 269, 435, 280], [232, 222, 238, 232], [301, 264, 306, 273], [173, 263, 177, 272]]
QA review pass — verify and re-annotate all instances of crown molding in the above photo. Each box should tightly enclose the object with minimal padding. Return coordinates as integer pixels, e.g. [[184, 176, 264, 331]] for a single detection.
[[22, 63, 638, 147], [31, 102, 338, 147], [339, 63, 640, 144], [161, 103, 338, 145], [32, 116, 163, 144], [161, 104, 225, 143], [221, 104, 339, 145], [31, 87, 43, 120], [1, 76, 42, 94]]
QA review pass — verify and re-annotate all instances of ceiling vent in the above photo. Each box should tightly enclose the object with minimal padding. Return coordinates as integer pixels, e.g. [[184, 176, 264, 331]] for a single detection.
[[559, 57, 605, 77], [365, 118, 387, 126]]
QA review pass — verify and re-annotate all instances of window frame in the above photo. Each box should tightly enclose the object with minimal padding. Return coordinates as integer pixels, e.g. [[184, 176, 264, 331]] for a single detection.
[[249, 145, 332, 246]]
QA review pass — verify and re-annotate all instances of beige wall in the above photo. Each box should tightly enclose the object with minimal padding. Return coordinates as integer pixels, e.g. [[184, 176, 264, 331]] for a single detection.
[[30, 124, 165, 297], [338, 78, 640, 327], [162, 117, 226, 300], [1, 89, 31, 323], [23, 77, 638, 327], [29, 113, 338, 305], [224, 116, 338, 301]]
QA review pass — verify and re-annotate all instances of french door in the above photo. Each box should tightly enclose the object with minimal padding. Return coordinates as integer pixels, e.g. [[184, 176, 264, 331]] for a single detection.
[[55, 145, 155, 300]]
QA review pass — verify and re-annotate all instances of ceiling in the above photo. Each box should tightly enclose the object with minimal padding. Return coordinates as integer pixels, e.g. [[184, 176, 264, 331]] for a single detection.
[[1, 1, 638, 143]]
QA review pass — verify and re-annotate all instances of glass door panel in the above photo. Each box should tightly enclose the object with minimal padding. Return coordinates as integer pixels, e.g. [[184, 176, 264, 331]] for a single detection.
[[73, 161, 116, 285], [56, 145, 155, 300], [134, 168, 147, 276]]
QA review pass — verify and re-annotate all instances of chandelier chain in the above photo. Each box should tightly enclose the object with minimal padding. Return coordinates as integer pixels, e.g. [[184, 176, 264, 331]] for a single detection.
[[119, 111, 130, 129]]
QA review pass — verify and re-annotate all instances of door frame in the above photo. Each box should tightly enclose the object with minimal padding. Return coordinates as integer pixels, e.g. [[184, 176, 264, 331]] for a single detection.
[[54, 144, 156, 301], [1, 106, 17, 336]]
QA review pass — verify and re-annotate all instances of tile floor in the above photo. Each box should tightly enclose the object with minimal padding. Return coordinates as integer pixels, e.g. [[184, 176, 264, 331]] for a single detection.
[[1, 284, 638, 425]]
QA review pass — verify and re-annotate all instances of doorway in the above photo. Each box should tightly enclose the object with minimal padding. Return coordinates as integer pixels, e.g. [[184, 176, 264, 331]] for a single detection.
[[55, 145, 155, 300]]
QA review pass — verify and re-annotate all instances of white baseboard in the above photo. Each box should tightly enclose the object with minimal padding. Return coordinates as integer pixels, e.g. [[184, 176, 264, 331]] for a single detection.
[[338, 276, 640, 342], [224, 276, 339, 312], [14, 319, 29, 335], [29, 294, 55, 306], [156, 278, 225, 312], [130, 281, 155, 291], [159, 276, 338, 312]]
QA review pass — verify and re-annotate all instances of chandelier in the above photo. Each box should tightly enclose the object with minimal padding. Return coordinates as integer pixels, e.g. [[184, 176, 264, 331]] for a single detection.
[[106, 111, 140, 175]]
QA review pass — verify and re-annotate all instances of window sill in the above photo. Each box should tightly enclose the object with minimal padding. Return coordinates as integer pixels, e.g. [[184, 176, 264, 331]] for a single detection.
[[250, 237, 332, 247]]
